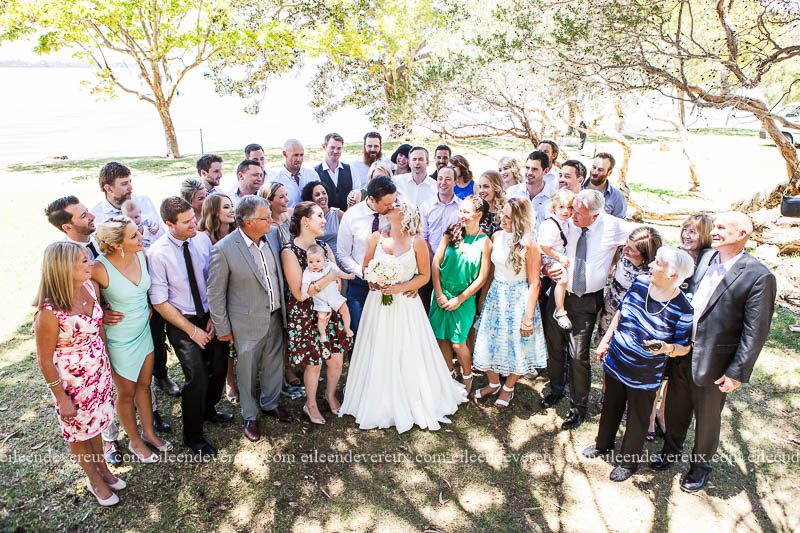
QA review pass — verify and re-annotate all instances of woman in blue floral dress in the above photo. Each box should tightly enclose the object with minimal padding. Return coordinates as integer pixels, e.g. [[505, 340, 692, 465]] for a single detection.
[[472, 198, 547, 408]]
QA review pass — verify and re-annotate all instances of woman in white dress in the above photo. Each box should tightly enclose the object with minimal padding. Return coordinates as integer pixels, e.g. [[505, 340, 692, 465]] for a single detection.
[[339, 203, 468, 433]]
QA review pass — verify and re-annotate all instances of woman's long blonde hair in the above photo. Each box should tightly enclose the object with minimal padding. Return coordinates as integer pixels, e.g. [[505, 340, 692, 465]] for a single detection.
[[506, 198, 534, 275], [480, 170, 506, 212], [35, 242, 86, 312], [401, 203, 422, 236]]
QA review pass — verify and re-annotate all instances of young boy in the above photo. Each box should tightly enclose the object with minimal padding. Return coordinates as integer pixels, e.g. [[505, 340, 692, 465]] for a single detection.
[[301, 244, 355, 341], [537, 188, 575, 330]]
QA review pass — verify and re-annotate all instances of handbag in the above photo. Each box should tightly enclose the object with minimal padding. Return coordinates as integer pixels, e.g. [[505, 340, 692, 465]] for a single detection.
[[781, 195, 800, 217]]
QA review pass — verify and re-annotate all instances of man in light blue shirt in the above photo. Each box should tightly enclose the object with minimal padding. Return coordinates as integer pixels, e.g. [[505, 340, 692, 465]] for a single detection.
[[583, 152, 627, 219]]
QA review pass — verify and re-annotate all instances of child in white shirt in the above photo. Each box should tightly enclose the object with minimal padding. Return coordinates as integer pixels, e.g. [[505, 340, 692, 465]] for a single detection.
[[537, 188, 575, 330], [301, 244, 354, 341]]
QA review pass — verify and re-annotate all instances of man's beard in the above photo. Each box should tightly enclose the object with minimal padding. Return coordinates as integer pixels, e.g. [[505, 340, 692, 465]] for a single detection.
[[112, 192, 132, 207], [363, 148, 382, 165]]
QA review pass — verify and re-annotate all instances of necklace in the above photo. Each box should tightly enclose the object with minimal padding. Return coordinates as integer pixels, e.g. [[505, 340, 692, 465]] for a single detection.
[[644, 284, 677, 316]]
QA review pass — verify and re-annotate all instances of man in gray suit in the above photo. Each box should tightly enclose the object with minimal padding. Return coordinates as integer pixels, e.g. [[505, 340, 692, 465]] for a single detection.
[[651, 212, 776, 493], [207, 196, 293, 442]]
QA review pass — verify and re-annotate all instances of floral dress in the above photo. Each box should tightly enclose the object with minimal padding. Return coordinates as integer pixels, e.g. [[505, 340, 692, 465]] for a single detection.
[[284, 240, 353, 366], [42, 281, 114, 442], [594, 254, 650, 343]]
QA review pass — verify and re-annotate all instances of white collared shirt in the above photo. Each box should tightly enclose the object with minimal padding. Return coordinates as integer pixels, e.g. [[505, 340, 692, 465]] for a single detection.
[[321, 159, 344, 187], [238, 229, 279, 311], [90, 194, 161, 228], [271, 166, 319, 207], [544, 167, 558, 189], [65, 235, 101, 260], [564, 213, 632, 294], [337, 201, 390, 278], [396, 172, 437, 208], [691, 251, 744, 337], [349, 157, 390, 189]]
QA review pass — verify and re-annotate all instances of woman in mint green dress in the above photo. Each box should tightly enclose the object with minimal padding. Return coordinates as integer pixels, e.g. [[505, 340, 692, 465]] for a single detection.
[[93, 217, 170, 462], [430, 195, 492, 394]]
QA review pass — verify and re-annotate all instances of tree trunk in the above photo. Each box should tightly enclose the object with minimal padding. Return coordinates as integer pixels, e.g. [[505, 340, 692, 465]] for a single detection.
[[154, 101, 181, 158], [611, 98, 631, 195]]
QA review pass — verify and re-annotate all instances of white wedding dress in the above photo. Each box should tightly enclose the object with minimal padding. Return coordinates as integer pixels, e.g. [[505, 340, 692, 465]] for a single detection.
[[339, 237, 468, 433]]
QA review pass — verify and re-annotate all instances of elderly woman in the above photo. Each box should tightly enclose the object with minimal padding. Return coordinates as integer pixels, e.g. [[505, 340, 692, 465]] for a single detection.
[[180, 178, 207, 224], [498, 157, 523, 189], [476, 170, 506, 236], [92, 217, 171, 463], [585, 246, 695, 482], [259, 182, 293, 246], [35, 242, 123, 506], [450, 155, 475, 199], [281, 202, 353, 424]]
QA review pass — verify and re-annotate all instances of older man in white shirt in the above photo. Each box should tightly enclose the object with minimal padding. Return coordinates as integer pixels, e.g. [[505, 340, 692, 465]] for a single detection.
[[271, 139, 318, 207], [540, 189, 633, 431]]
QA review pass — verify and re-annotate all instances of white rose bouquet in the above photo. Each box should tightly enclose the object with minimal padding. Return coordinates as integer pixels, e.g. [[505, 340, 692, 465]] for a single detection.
[[364, 256, 401, 305]]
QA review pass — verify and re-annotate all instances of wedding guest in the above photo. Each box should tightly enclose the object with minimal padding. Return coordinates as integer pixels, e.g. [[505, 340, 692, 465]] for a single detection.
[[207, 196, 292, 443], [429, 194, 492, 394], [584, 153, 627, 219], [558, 160, 585, 194], [244, 143, 266, 169], [148, 197, 232, 458], [271, 139, 318, 207], [390, 143, 412, 175], [538, 140, 560, 187], [198, 193, 238, 404], [540, 189, 632, 431], [538, 189, 576, 330], [587, 246, 694, 482], [315, 133, 355, 211], [93, 217, 171, 462], [337, 176, 397, 334], [90, 162, 161, 229], [282, 202, 353, 424], [349, 131, 385, 187], [392, 147, 437, 208], [430, 144, 451, 179], [450, 155, 475, 200], [121, 198, 164, 250], [473, 198, 547, 407], [301, 181, 344, 265], [196, 154, 224, 195], [498, 157, 523, 189], [45, 196, 100, 259], [476, 170, 506, 236], [180, 178, 207, 224], [507, 151, 556, 229], [34, 242, 122, 506], [259, 182, 293, 246], [346, 161, 394, 208], [231, 159, 265, 207], [653, 212, 776, 493]]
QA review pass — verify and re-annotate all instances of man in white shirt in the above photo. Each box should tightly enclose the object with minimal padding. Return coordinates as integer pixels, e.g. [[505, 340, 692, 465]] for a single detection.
[[45, 196, 100, 259], [349, 131, 385, 187], [271, 139, 318, 207], [538, 139, 560, 188], [540, 189, 632, 431], [90, 162, 162, 229], [196, 154, 225, 196], [507, 150, 556, 231], [337, 176, 397, 334], [429, 144, 451, 179], [230, 159, 265, 208], [558, 160, 584, 194], [394, 146, 437, 208], [244, 143, 266, 170], [314, 133, 355, 211]]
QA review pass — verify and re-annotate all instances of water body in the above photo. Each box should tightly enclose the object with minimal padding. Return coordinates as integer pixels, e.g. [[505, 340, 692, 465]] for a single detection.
[[0, 65, 374, 163]]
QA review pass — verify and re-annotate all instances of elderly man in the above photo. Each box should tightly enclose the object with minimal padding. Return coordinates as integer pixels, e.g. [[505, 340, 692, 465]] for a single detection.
[[207, 196, 292, 442], [652, 212, 776, 493], [540, 189, 632, 430], [583, 153, 627, 219], [272, 139, 318, 207]]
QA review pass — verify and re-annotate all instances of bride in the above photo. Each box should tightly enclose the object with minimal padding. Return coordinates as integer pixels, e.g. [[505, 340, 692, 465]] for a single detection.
[[339, 203, 468, 432]]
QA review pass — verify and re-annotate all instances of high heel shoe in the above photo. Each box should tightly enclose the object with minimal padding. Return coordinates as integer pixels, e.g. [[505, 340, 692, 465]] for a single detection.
[[86, 480, 119, 506], [141, 434, 173, 452], [494, 385, 515, 408], [128, 441, 160, 463], [325, 398, 341, 416], [107, 477, 127, 491], [473, 382, 501, 400], [461, 373, 474, 395], [303, 404, 326, 425]]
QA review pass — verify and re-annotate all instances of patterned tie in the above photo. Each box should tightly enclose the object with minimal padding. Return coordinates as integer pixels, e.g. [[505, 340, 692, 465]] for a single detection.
[[371, 212, 380, 233], [572, 227, 589, 296], [292, 173, 300, 185]]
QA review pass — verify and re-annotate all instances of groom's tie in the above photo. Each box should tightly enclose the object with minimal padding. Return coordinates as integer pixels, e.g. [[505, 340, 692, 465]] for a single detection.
[[371, 212, 380, 233]]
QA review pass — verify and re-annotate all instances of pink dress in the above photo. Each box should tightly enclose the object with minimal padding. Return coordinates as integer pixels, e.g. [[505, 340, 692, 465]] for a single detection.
[[42, 281, 115, 442]]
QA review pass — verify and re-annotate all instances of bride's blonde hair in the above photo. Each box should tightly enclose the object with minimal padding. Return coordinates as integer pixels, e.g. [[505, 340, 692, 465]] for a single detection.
[[400, 203, 422, 236], [506, 198, 533, 275]]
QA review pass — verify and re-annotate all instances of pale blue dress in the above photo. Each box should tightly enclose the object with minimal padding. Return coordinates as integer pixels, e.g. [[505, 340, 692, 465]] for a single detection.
[[97, 252, 154, 381], [473, 231, 547, 374]]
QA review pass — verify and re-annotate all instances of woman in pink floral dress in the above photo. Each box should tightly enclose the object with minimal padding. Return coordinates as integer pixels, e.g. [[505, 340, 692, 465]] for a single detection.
[[34, 242, 123, 506]]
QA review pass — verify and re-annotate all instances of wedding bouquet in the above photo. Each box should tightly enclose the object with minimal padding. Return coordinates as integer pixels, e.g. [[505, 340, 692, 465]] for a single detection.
[[364, 256, 402, 305]]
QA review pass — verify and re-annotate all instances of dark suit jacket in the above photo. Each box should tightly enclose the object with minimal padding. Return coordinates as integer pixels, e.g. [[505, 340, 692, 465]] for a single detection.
[[688, 251, 776, 386], [314, 162, 353, 211]]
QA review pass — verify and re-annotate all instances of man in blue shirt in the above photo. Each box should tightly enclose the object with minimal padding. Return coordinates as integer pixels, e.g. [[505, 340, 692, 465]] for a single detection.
[[583, 153, 627, 219]]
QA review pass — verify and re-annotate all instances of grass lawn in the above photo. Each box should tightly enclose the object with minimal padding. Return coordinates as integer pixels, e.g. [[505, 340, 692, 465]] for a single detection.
[[1, 135, 799, 531]]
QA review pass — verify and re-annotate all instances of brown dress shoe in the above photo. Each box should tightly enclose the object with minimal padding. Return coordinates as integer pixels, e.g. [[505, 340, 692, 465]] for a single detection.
[[261, 405, 294, 423], [243, 419, 261, 442]]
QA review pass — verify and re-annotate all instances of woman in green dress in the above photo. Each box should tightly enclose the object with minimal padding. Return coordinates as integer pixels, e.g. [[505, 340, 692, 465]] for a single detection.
[[429, 195, 492, 394]]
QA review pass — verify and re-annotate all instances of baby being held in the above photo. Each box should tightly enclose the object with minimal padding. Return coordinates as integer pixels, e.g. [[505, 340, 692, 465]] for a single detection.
[[121, 199, 163, 249], [301, 244, 355, 341]]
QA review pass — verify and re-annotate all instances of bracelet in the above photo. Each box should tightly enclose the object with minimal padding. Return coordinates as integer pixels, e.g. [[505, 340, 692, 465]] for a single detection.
[[521, 320, 534, 328], [190, 326, 197, 338], [46, 378, 61, 388]]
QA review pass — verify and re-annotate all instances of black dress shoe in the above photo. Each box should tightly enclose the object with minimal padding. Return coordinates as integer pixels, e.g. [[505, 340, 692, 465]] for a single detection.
[[582, 445, 613, 459], [650, 452, 678, 471], [610, 465, 636, 482], [261, 405, 293, 423], [154, 376, 181, 397], [561, 408, 585, 430], [152, 410, 172, 433], [184, 439, 218, 458], [680, 469, 710, 493], [540, 393, 565, 409], [243, 420, 261, 442], [204, 411, 234, 423]]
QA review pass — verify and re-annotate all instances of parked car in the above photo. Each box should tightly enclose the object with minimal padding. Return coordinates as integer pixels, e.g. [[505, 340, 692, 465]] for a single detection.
[[759, 103, 800, 146]]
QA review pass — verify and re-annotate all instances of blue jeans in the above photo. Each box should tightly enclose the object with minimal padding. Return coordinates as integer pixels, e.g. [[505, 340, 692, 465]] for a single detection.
[[346, 277, 370, 335]]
